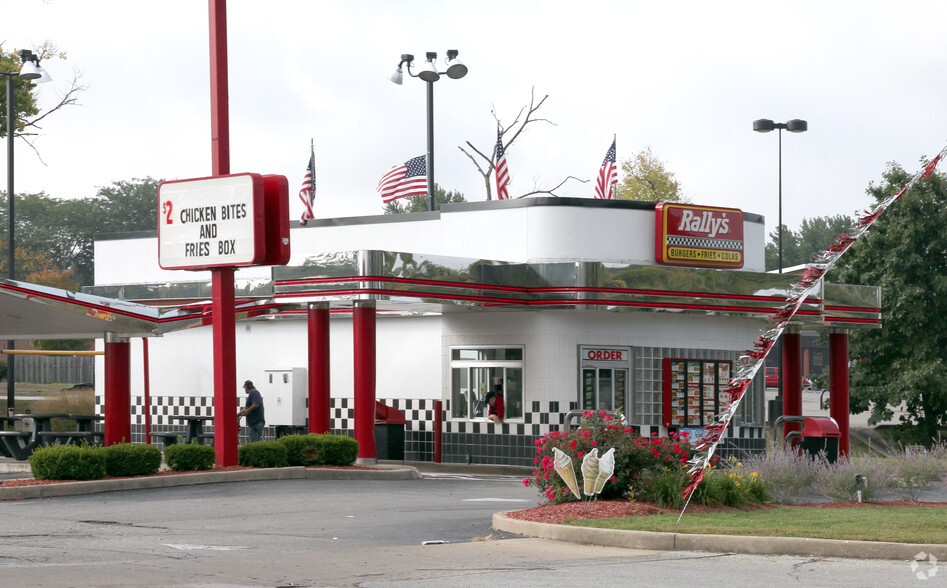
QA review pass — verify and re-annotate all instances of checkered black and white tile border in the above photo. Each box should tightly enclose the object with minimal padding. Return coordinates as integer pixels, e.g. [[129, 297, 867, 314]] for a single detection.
[[99, 394, 765, 465]]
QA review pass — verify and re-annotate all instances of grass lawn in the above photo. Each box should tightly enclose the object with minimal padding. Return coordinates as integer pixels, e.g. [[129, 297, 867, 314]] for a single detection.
[[568, 506, 947, 544]]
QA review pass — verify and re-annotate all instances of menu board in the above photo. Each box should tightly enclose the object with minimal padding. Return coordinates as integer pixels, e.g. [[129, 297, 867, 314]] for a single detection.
[[663, 358, 732, 428], [582, 369, 595, 410]]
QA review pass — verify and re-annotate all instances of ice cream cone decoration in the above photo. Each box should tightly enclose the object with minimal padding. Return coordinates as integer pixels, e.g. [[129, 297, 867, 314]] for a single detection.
[[593, 447, 615, 495], [552, 447, 581, 499], [581, 448, 600, 496]]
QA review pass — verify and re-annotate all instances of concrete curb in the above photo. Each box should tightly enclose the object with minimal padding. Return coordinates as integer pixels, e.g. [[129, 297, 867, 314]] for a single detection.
[[492, 511, 947, 562], [0, 465, 421, 501]]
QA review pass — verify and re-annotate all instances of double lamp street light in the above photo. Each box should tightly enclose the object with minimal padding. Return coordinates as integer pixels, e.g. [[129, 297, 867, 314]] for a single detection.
[[3, 49, 52, 415], [388, 50, 467, 211], [752, 118, 808, 274]]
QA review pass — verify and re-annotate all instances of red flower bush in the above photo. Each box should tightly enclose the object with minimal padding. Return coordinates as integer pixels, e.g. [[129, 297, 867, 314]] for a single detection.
[[523, 411, 696, 504]]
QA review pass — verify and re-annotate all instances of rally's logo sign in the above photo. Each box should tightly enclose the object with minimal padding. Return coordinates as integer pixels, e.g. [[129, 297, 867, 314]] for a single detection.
[[654, 203, 744, 268]]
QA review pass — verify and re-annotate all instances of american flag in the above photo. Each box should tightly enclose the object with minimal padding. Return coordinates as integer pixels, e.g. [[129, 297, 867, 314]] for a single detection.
[[494, 127, 510, 200], [377, 155, 428, 203], [594, 138, 618, 199], [298, 146, 316, 225]]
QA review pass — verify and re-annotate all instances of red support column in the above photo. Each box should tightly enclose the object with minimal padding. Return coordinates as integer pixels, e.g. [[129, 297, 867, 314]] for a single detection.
[[433, 400, 442, 463], [308, 302, 331, 434], [207, 1, 237, 466], [143, 338, 152, 444], [104, 334, 131, 446], [782, 330, 803, 442], [212, 268, 238, 466], [353, 301, 377, 463], [208, 0, 230, 176], [829, 330, 851, 457]]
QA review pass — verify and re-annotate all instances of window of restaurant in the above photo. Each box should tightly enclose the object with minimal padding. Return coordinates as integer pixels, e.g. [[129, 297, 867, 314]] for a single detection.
[[450, 347, 523, 420]]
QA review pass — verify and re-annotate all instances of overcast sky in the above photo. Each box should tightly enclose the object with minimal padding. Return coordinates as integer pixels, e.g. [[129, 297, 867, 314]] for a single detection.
[[6, 0, 947, 234]]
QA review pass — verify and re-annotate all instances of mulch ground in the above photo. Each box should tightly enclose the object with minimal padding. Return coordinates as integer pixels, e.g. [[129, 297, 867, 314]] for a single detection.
[[504, 499, 947, 525]]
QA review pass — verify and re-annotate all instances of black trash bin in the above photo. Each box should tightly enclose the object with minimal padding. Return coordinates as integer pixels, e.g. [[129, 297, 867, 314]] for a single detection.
[[798, 416, 840, 463], [374, 401, 407, 461]]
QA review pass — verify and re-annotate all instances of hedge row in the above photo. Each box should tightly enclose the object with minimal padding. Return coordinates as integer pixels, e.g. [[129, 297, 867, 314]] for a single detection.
[[29, 433, 360, 480], [30, 443, 162, 480], [238, 434, 358, 468]]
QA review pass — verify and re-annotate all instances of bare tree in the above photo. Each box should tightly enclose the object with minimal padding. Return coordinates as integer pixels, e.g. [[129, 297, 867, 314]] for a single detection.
[[458, 88, 584, 200], [1, 41, 85, 163]]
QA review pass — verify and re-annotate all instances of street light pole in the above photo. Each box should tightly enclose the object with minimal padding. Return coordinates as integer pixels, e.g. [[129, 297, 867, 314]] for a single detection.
[[425, 78, 435, 212], [388, 50, 468, 211], [753, 118, 808, 273], [5, 73, 14, 417], [778, 126, 783, 272], [3, 49, 49, 416], [6, 73, 14, 285]]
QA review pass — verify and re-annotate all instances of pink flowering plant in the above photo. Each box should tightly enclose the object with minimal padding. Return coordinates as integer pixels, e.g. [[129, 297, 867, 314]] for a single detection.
[[523, 411, 696, 504]]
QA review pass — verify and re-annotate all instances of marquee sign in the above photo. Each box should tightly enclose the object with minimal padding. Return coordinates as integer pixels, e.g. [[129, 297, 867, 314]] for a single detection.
[[654, 203, 744, 269], [158, 173, 290, 270]]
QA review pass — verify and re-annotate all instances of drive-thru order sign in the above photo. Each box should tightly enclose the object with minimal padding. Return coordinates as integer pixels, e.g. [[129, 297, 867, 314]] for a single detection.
[[158, 173, 289, 270]]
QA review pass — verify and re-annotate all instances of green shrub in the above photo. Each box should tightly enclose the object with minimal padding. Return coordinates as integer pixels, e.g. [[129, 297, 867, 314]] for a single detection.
[[30, 444, 107, 480], [164, 442, 216, 471], [632, 467, 687, 509], [275, 433, 359, 466], [692, 462, 770, 507], [277, 434, 326, 466], [323, 435, 358, 465], [631, 460, 769, 509], [102, 443, 161, 477], [238, 441, 289, 468], [525, 411, 695, 504]]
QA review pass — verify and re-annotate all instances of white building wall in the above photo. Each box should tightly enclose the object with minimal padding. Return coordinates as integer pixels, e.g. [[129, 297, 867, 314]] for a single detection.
[[96, 314, 443, 413], [442, 309, 763, 410]]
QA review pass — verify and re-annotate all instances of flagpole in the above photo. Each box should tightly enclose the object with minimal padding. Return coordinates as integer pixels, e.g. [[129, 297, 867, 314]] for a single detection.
[[310, 138, 316, 198]]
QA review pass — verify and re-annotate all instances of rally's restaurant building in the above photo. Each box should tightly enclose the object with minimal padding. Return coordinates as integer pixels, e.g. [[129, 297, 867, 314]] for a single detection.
[[86, 197, 879, 465]]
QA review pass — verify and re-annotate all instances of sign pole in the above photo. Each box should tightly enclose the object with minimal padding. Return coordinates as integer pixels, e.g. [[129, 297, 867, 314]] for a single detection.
[[210, 0, 236, 466], [212, 268, 238, 465]]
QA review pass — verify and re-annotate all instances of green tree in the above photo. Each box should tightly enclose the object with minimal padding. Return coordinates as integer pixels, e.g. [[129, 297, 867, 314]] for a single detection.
[[2, 178, 162, 285], [92, 177, 162, 233], [384, 183, 465, 214], [0, 50, 40, 136], [0, 239, 59, 280], [614, 147, 687, 202], [765, 214, 854, 271], [0, 43, 83, 148], [829, 160, 947, 444]]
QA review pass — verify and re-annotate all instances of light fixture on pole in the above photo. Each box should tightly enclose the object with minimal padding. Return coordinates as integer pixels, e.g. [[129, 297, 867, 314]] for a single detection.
[[753, 118, 808, 274], [3, 49, 52, 416], [388, 50, 468, 211]]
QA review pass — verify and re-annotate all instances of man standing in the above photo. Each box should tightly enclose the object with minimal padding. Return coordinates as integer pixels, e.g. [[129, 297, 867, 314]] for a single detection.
[[238, 380, 265, 443]]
